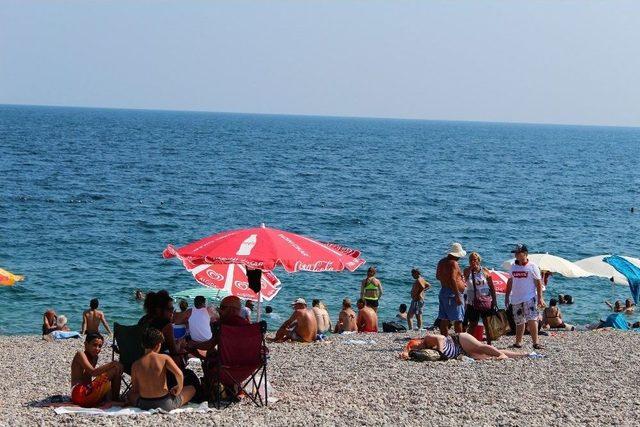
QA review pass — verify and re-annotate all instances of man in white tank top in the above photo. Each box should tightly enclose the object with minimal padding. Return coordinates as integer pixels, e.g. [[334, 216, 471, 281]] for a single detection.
[[188, 295, 212, 343]]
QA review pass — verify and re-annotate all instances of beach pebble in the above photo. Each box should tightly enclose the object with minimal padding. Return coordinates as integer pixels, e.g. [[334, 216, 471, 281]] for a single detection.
[[0, 331, 639, 426]]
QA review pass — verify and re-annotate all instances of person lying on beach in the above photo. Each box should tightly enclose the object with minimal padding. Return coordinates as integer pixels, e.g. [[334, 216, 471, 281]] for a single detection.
[[70, 333, 123, 407], [399, 332, 530, 361], [274, 298, 318, 343], [129, 328, 195, 411], [312, 299, 332, 333], [334, 298, 357, 333], [42, 309, 59, 336], [81, 298, 112, 336], [356, 298, 378, 333]]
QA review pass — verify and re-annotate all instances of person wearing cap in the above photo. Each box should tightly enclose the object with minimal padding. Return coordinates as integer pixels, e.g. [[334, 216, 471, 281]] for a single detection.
[[274, 298, 318, 343], [505, 244, 546, 350], [435, 243, 467, 335]]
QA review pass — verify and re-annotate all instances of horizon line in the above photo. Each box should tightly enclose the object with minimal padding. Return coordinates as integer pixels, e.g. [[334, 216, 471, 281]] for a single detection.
[[2, 102, 639, 130]]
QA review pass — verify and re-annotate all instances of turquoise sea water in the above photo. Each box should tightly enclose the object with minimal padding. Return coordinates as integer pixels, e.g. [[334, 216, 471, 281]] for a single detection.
[[1, 105, 639, 334]]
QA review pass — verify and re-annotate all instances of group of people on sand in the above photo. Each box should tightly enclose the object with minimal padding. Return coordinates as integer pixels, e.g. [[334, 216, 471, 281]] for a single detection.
[[42, 298, 112, 340], [271, 295, 380, 343], [265, 241, 556, 356], [395, 242, 546, 361], [70, 290, 264, 410], [59, 240, 588, 408]]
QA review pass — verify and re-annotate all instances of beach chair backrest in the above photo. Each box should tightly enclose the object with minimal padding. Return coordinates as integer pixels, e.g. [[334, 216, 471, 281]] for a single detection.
[[113, 322, 145, 374], [219, 321, 265, 367]]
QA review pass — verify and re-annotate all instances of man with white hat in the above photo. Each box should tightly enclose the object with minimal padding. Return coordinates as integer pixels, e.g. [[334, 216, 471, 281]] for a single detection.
[[274, 298, 318, 343], [435, 242, 467, 335]]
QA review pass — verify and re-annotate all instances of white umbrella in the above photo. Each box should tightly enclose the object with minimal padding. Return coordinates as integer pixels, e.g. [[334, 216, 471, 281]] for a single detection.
[[501, 253, 592, 278], [574, 255, 640, 285]]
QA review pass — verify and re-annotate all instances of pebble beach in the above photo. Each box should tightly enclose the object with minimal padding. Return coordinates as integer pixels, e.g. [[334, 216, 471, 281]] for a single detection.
[[0, 330, 637, 426]]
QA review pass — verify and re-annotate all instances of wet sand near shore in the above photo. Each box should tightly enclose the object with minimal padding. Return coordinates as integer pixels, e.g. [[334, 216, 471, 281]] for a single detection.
[[0, 330, 637, 426]]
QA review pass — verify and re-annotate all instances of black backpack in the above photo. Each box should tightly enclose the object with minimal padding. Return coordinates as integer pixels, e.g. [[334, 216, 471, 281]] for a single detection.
[[382, 321, 407, 333]]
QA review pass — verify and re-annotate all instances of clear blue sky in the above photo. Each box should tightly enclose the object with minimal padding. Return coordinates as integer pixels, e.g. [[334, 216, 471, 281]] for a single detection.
[[1, 0, 639, 126]]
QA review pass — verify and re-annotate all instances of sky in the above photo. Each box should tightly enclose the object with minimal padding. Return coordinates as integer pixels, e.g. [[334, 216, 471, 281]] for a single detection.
[[1, 0, 639, 127]]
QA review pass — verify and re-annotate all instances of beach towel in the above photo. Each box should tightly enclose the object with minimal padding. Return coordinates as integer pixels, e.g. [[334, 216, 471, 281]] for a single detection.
[[51, 331, 81, 340], [601, 313, 629, 330], [604, 256, 640, 304], [53, 402, 212, 416]]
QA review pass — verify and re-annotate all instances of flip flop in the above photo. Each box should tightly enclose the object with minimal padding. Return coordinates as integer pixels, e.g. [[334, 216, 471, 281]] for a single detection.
[[510, 344, 522, 349], [533, 343, 545, 350]]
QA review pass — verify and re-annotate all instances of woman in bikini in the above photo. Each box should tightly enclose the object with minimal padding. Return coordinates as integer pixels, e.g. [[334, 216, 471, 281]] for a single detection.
[[543, 299, 567, 328], [399, 332, 530, 361]]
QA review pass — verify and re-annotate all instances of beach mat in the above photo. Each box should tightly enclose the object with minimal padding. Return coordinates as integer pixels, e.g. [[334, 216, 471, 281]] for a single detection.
[[54, 402, 212, 416]]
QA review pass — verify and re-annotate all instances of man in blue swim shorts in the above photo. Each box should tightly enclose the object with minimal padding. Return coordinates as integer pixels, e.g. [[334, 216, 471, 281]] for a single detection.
[[436, 243, 467, 335]]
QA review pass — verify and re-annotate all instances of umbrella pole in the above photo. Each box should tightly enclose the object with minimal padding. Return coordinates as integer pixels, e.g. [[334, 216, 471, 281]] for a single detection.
[[257, 291, 262, 322]]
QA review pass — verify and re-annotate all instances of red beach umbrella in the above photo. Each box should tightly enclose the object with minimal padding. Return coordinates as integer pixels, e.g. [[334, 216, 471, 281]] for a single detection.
[[489, 270, 511, 294], [163, 224, 365, 273], [164, 245, 281, 301]]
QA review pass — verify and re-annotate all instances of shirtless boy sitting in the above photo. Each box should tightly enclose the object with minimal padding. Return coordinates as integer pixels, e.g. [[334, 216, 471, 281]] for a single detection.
[[70, 333, 123, 407], [130, 328, 196, 411], [274, 298, 318, 343], [81, 299, 112, 336]]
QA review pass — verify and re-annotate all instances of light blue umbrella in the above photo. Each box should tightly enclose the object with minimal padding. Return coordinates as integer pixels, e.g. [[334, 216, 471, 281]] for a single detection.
[[172, 287, 230, 303]]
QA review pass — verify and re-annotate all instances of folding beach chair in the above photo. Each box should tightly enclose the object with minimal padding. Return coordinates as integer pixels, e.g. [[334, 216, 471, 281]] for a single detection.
[[208, 320, 269, 408], [111, 322, 145, 399]]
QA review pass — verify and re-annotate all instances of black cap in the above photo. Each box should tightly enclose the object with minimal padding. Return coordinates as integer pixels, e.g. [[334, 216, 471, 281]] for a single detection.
[[511, 244, 529, 254]]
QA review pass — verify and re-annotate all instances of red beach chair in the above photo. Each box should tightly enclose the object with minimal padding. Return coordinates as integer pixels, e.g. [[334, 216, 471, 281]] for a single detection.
[[209, 321, 269, 408]]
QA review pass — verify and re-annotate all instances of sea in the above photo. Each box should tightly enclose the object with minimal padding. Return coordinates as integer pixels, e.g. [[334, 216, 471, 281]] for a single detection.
[[1, 104, 639, 334]]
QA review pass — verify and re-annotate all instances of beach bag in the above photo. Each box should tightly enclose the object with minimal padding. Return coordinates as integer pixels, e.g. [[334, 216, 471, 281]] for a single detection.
[[409, 349, 444, 362], [472, 270, 493, 311], [484, 309, 511, 341], [382, 321, 407, 333]]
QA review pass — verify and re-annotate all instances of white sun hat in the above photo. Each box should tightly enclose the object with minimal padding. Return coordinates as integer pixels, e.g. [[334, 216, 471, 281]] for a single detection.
[[448, 242, 467, 258]]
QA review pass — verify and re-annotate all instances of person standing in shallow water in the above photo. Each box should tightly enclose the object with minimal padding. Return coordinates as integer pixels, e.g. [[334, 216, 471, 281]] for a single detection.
[[436, 243, 467, 335], [360, 266, 383, 313]]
